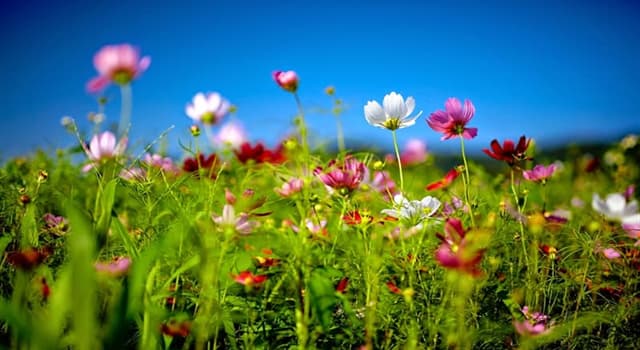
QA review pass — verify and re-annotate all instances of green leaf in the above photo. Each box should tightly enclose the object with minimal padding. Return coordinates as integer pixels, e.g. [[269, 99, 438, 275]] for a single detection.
[[308, 269, 339, 331]]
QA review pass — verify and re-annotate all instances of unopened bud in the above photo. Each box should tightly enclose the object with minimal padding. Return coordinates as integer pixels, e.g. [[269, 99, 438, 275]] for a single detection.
[[325, 86, 335, 96], [190, 125, 201, 137], [373, 160, 385, 170], [37, 170, 48, 183], [19, 194, 31, 205]]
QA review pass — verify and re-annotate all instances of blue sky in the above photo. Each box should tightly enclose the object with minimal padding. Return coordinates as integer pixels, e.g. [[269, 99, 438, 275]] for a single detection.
[[1, 0, 639, 159]]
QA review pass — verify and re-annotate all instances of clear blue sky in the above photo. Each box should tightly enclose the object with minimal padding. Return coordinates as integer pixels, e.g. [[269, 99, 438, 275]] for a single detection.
[[1, 0, 639, 159]]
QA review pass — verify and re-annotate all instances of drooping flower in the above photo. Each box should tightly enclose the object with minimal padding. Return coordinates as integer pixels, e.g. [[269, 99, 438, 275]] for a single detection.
[[212, 204, 257, 235], [95, 256, 131, 277], [235, 142, 286, 164], [426, 98, 477, 140], [233, 271, 268, 286], [185, 92, 231, 125], [483, 135, 531, 166], [314, 157, 367, 194], [364, 92, 422, 131], [273, 70, 299, 93], [426, 168, 460, 191], [523, 164, 557, 183], [513, 306, 552, 337], [275, 178, 304, 197], [400, 138, 428, 165], [214, 120, 248, 149], [87, 44, 151, 92], [434, 218, 484, 276], [119, 167, 147, 181], [381, 194, 441, 226], [83, 131, 127, 171], [592, 193, 638, 222]]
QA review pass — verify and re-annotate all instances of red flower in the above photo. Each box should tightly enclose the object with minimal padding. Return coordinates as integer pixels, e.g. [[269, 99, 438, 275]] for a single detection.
[[233, 271, 268, 286], [426, 168, 459, 191], [182, 153, 219, 178], [483, 135, 531, 166], [386, 280, 402, 294], [161, 320, 192, 337], [336, 277, 349, 294], [273, 70, 299, 93], [342, 210, 372, 225], [6, 247, 52, 270], [434, 218, 485, 276], [235, 142, 286, 164]]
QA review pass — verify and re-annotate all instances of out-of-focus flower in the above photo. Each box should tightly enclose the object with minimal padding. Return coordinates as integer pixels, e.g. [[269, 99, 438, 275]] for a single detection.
[[182, 153, 219, 178], [95, 256, 131, 277], [336, 277, 349, 294], [214, 121, 248, 149], [161, 319, 192, 337], [426, 98, 477, 140], [620, 134, 638, 150], [362, 168, 398, 200], [364, 92, 422, 131], [601, 247, 622, 259], [273, 70, 299, 93], [426, 168, 460, 191], [6, 247, 52, 271], [290, 218, 328, 237], [275, 178, 304, 197], [61, 116, 74, 128], [592, 193, 638, 222], [43, 213, 69, 235], [144, 153, 179, 174], [233, 271, 268, 286], [212, 204, 257, 235], [119, 167, 146, 181], [442, 196, 467, 216], [624, 185, 635, 201], [342, 210, 373, 225], [386, 280, 402, 294], [87, 44, 151, 92], [83, 131, 127, 171], [185, 92, 230, 125], [483, 135, 531, 166], [235, 142, 286, 164], [400, 138, 427, 165], [381, 194, 440, 226], [513, 306, 552, 337], [314, 157, 367, 194], [623, 222, 640, 245], [434, 218, 484, 276], [523, 164, 557, 183]]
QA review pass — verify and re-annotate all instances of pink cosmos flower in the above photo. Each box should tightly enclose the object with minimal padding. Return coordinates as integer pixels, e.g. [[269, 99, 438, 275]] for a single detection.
[[143, 153, 179, 174], [314, 157, 366, 194], [400, 138, 428, 165], [290, 218, 328, 237], [87, 44, 151, 92], [95, 256, 132, 277], [186, 92, 231, 125], [275, 178, 304, 197], [601, 247, 622, 259], [83, 131, 127, 172], [523, 164, 557, 183], [273, 70, 299, 93], [513, 306, 552, 337], [362, 168, 398, 200], [212, 204, 256, 235], [435, 218, 484, 276], [622, 222, 640, 245], [119, 167, 146, 181], [427, 98, 478, 140], [43, 213, 69, 235], [214, 121, 248, 149]]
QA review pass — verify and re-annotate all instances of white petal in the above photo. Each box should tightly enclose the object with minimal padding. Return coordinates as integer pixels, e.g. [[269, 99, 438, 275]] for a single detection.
[[622, 214, 640, 225], [383, 92, 406, 119], [381, 208, 401, 218], [398, 110, 422, 128], [364, 100, 386, 125], [404, 96, 416, 117], [592, 194, 609, 215], [207, 92, 222, 111], [606, 193, 627, 216], [624, 200, 639, 216]]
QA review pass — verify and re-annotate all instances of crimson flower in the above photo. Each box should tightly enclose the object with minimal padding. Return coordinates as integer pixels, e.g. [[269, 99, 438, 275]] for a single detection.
[[342, 210, 373, 225], [434, 218, 484, 276], [426, 168, 460, 191], [235, 142, 286, 164], [483, 135, 531, 166], [182, 153, 219, 178], [273, 70, 299, 93], [426, 98, 478, 140], [6, 247, 52, 270], [336, 277, 349, 294], [386, 280, 402, 294]]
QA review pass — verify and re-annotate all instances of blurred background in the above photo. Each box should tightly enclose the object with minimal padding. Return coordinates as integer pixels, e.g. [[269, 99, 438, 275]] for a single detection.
[[1, 0, 639, 159]]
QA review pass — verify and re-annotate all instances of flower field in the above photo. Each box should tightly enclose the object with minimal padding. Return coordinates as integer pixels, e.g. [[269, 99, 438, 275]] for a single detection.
[[1, 44, 639, 350]]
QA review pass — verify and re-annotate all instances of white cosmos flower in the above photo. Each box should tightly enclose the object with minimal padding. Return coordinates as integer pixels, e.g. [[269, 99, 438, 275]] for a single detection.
[[364, 92, 422, 131], [186, 92, 230, 125], [381, 194, 441, 225], [592, 193, 638, 221]]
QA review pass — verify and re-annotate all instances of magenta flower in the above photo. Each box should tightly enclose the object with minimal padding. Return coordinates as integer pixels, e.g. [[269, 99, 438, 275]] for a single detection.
[[43, 213, 69, 235], [400, 138, 428, 165], [427, 98, 478, 140], [275, 178, 304, 197], [186, 92, 231, 125], [523, 164, 557, 183], [95, 257, 132, 277], [601, 247, 622, 259], [435, 218, 484, 276], [83, 131, 127, 172], [273, 70, 299, 93], [314, 157, 366, 194], [513, 306, 552, 337], [87, 44, 151, 92]]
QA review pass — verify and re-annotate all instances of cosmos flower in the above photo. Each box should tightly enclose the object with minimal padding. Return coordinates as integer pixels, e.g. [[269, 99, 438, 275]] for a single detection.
[[592, 193, 638, 222], [361, 168, 398, 200], [381, 194, 441, 226], [83, 131, 127, 172], [182, 153, 219, 178], [513, 306, 552, 337], [426, 98, 477, 140], [273, 70, 299, 93], [212, 204, 257, 235], [400, 138, 428, 165], [434, 218, 484, 276], [43, 213, 69, 235], [214, 121, 248, 149], [143, 153, 179, 174], [426, 168, 460, 191], [314, 157, 367, 194], [95, 256, 131, 277], [185, 92, 231, 125], [233, 271, 268, 286], [364, 92, 422, 131], [87, 44, 151, 92], [235, 142, 286, 164], [275, 178, 304, 197], [483, 135, 531, 166], [523, 164, 557, 183]]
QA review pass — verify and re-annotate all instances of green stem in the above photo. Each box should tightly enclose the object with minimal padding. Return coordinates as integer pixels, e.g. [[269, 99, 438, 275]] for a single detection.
[[510, 169, 528, 267], [391, 130, 404, 192], [459, 137, 476, 227], [335, 115, 345, 153], [293, 93, 309, 163], [118, 84, 132, 138]]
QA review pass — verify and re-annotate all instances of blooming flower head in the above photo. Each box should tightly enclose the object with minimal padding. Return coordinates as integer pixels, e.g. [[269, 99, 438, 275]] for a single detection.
[[234, 271, 268, 286], [95, 256, 131, 277], [275, 178, 304, 197], [273, 70, 299, 93], [235, 142, 286, 164], [82, 131, 127, 172], [182, 153, 219, 179], [6, 247, 52, 271], [513, 306, 552, 337], [483, 135, 531, 166], [592, 192, 638, 222], [87, 44, 151, 92], [434, 218, 485, 276], [361, 168, 398, 200], [426, 168, 460, 191], [214, 121, 248, 149], [426, 98, 477, 140], [381, 194, 441, 226], [342, 210, 374, 225], [212, 204, 257, 235], [314, 156, 367, 194], [43, 213, 69, 235], [186, 92, 231, 125], [364, 92, 422, 131], [601, 247, 622, 259], [144, 153, 179, 174], [523, 164, 557, 183], [400, 138, 428, 165]]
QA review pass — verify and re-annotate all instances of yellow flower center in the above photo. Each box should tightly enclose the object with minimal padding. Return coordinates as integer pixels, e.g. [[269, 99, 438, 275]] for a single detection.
[[383, 118, 401, 131]]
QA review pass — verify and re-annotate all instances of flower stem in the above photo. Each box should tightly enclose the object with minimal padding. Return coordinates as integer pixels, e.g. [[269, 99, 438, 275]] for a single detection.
[[118, 84, 132, 138], [392, 130, 404, 192], [335, 114, 345, 154], [459, 137, 476, 227], [293, 93, 309, 162]]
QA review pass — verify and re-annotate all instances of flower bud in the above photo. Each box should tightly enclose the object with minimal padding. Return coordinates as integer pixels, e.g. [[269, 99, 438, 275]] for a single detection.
[[190, 125, 201, 137]]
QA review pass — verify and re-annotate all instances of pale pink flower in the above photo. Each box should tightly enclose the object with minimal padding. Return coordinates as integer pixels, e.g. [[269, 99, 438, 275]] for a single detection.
[[400, 138, 428, 165], [87, 44, 151, 92], [185, 92, 231, 125], [622, 222, 640, 245], [427, 98, 477, 140], [82, 131, 127, 172], [601, 248, 622, 259], [290, 218, 328, 237], [119, 167, 146, 181], [273, 70, 299, 93], [514, 306, 552, 337], [143, 153, 179, 174], [523, 164, 557, 183], [362, 168, 398, 200], [212, 204, 256, 235], [275, 178, 304, 197], [592, 193, 638, 222], [214, 121, 248, 149], [95, 257, 132, 277]]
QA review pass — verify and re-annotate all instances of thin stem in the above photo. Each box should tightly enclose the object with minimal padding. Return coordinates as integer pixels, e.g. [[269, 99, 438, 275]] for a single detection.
[[293, 93, 309, 161], [459, 137, 476, 227], [391, 130, 404, 192], [335, 114, 345, 153], [118, 84, 132, 138]]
